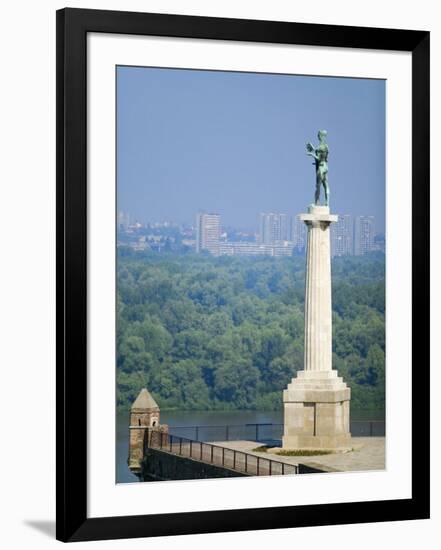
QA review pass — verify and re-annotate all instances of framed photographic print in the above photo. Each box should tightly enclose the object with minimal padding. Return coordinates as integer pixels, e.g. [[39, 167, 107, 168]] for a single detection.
[[56, 8, 430, 542]]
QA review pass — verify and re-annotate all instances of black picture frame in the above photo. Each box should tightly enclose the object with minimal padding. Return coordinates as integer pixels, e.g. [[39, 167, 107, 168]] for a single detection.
[[56, 7, 430, 543]]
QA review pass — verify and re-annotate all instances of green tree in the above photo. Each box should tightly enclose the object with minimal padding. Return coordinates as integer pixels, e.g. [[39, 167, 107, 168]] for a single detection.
[[116, 251, 385, 412]]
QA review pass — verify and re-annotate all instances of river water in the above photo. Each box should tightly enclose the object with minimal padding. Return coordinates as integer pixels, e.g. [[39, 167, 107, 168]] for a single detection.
[[116, 408, 384, 483]]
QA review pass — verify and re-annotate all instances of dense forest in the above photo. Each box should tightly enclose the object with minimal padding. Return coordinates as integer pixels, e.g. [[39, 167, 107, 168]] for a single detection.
[[116, 250, 385, 412]]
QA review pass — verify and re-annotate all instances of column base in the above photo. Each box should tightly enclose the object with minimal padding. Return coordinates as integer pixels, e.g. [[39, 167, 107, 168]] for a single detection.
[[282, 433, 352, 451], [283, 370, 351, 450]]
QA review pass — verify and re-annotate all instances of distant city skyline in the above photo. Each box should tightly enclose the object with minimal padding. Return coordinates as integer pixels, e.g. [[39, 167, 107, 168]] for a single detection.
[[118, 209, 383, 257], [118, 209, 382, 235], [117, 66, 385, 232]]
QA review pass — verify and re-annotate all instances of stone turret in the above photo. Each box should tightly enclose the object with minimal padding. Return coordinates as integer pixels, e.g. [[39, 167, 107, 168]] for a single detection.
[[128, 388, 162, 474], [130, 388, 160, 428]]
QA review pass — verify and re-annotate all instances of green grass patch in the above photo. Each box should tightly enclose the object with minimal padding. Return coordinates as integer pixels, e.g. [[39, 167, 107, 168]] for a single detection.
[[275, 449, 332, 457], [252, 446, 269, 453]]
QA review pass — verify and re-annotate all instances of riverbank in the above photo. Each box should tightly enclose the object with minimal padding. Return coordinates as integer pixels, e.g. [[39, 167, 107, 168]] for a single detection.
[[117, 409, 385, 483]]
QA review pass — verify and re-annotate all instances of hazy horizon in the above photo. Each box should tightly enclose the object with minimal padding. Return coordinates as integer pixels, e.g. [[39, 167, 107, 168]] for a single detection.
[[117, 66, 385, 233]]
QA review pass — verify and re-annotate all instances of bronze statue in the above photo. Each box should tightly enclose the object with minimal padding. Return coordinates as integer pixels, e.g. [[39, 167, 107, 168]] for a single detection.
[[306, 130, 329, 206]]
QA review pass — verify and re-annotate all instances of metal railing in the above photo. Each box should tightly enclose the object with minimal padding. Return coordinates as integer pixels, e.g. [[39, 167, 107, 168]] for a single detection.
[[168, 423, 280, 443], [351, 420, 385, 437], [147, 431, 298, 476], [168, 420, 385, 443]]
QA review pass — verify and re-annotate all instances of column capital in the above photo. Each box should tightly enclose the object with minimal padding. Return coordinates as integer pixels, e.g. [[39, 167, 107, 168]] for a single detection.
[[300, 205, 338, 224]]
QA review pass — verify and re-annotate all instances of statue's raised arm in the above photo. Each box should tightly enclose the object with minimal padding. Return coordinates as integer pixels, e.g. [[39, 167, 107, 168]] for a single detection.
[[306, 142, 319, 160], [306, 130, 330, 206]]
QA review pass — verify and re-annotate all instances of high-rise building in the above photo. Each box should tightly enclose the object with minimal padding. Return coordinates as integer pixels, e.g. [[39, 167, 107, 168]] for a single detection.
[[373, 233, 386, 253], [279, 213, 290, 242], [196, 213, 221, 255], [291, 214, 307, 253], [354, 216, 375, 255], [117, 211, 130, 231], [331, 214, 353, 257], [218, 241, 294, 257], [259, 213, 289, 244]]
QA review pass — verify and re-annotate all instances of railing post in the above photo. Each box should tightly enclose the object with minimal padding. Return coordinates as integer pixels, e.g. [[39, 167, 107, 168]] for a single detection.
[[269, 460, 272, 476], [222, 447, 225, 466], [226, 425, 229, 441], [282, 462, 285, 475], [245, 453, 248, 473], [196, 426, 199, 441], [233, 450, 236, 470], [211, 444, 214, 463], [190, 440, 192, 458], [179, 437, 182, 455], [257, 457, 260, 476], [200, 442, 203, 460], [160, 432, 163, 449]]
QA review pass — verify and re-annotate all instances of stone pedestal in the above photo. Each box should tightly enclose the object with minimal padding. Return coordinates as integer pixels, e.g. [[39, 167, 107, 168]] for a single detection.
[[283, 205, 351, 450]]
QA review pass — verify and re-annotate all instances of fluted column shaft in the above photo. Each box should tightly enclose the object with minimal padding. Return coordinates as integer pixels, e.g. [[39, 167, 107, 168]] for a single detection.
[[300, 205, 337, 372]]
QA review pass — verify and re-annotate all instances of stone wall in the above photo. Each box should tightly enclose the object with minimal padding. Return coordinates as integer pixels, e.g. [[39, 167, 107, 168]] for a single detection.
[[128, 426, 147, 473], [140, 448, 249, 481], [129, 425, 169, 473], [130, 410, 160, 427]]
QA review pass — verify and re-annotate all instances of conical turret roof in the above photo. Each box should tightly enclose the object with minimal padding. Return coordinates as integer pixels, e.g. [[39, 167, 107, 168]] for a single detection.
[[131, 388, 159, 410]]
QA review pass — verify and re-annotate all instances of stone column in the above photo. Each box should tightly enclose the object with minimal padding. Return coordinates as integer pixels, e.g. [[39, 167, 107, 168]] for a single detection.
[[282, 204, 351, 450], [302, 205, 336, 372]]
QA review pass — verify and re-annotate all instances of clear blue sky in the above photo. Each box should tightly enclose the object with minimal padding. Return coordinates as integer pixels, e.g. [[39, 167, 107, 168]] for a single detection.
[[117, 66, 385, 232]]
